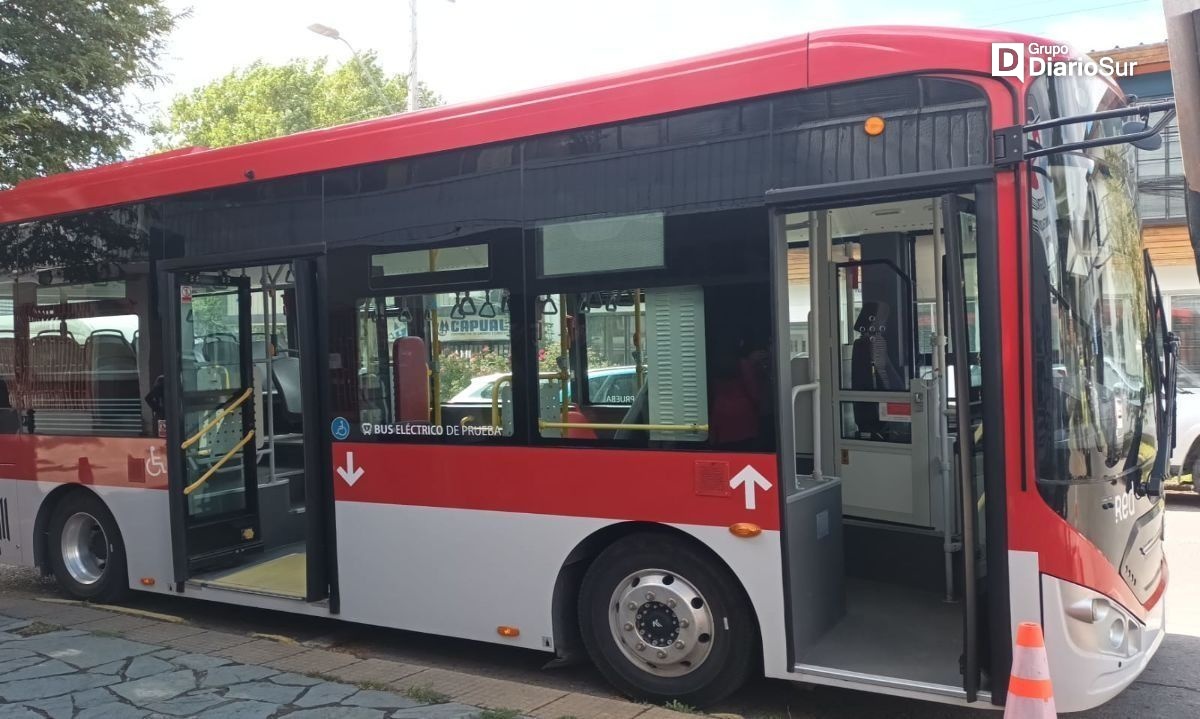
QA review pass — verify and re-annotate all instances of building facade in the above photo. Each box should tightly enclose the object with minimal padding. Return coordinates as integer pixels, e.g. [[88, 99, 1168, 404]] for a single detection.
[[1097, 42, 1200, 380]]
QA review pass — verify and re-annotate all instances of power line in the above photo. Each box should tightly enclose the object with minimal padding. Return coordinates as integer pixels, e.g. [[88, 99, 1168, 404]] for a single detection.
[[981, 0, 1150, 28]]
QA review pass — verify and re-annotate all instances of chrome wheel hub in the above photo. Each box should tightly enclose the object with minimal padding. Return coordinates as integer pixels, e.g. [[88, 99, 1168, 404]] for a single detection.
[[608, 569, 714, 677], [60, 512, 108, 585]]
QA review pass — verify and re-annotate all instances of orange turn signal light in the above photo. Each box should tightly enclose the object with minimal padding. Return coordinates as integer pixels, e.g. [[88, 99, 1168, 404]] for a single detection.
[[497, 626, 520, 638], [729, 522, 762, 538], [864, 116, 885, 136], [140, 577, 156, 586]]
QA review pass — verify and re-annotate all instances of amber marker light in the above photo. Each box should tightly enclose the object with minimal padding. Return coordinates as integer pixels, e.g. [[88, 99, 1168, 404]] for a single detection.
[[864, 116, 885, 136], [497, 626, 520, 638], [729, 522, 762, 538], [140, 577, 156, 586]]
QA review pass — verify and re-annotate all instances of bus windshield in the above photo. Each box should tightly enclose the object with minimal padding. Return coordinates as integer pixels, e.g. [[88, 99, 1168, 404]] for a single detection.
[[1027, 73, 1164, 602]]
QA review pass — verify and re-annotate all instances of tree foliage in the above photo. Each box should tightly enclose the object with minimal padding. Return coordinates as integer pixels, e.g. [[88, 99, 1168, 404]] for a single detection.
[[153, 53, 440, 149], [0, 0, 176, 188]]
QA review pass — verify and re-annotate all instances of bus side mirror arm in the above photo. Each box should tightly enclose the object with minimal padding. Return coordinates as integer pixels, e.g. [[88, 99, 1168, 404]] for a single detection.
[[1147, 331, 1181, 499]]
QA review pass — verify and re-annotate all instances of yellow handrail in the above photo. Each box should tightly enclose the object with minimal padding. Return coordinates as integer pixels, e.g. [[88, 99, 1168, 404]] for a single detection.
[[491, 372, 567, 427], [183, 430, 255, 496], [181, 387, 253, 450], [538, 420, 708, 433], [559, 294, 569, 426]]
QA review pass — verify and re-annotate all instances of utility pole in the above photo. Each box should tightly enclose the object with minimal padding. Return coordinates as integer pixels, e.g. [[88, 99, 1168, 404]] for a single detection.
[[409, 0, 419, 112]]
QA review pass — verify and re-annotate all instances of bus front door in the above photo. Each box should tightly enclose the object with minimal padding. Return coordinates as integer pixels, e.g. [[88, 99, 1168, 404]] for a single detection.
[[166, 271, 261, 571], [777, 191, 986, 700]]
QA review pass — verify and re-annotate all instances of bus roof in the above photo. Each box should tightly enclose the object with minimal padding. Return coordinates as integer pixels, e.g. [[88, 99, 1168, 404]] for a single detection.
[[0, 25, 1046, 226]]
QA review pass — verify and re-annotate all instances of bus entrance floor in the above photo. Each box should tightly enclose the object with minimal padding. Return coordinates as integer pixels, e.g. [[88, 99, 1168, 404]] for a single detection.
[[189, 543, 307, 599], [799, 578, 962, 687]]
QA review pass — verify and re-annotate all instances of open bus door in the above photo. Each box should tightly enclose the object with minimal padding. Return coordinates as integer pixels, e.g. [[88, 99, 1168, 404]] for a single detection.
[[941, 192, 982, 701], [163, 271, 262, 575], [773, 182, 995, 702]]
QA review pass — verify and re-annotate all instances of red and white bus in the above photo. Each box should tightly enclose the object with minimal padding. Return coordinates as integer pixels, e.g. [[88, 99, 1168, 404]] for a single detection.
[[0, 25, 1179, 712]]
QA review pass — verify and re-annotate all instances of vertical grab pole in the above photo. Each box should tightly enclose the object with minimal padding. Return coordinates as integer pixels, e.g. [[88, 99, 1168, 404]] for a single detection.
[[933, 202, 957, 603], [633, 290, 644, 390], [559, 294, 569, 425], [428, 250, 441, 426], [263, 266, 277, 485], [943, 193, 979, 702]]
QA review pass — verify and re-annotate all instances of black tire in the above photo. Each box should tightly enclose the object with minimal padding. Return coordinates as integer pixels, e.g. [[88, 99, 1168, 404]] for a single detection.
[[578, 532, 757, 707], [46, 491, 128, 603]]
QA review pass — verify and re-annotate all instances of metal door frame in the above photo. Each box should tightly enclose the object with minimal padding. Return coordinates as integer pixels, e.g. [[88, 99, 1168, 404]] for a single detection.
[[162, 269, 259, 578], [767, 167, 1006, 702], [159, 246, 336, 606]]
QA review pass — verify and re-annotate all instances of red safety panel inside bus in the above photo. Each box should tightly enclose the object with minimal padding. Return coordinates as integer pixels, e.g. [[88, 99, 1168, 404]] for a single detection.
[[565, 408, 597, 440], [393, 337, 430, 422]]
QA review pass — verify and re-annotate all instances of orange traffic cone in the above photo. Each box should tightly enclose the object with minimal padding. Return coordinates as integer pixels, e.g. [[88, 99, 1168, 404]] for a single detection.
[[1004, 622, 1056, 718]]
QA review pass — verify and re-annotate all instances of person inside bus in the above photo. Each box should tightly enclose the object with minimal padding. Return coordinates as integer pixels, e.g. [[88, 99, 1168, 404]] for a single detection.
[[0, 375, 17, 434], [708, 332, 770, 450]]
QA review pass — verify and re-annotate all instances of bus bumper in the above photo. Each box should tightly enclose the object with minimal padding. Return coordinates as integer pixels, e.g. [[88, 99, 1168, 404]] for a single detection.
[[1040, 574, 1165, 713]]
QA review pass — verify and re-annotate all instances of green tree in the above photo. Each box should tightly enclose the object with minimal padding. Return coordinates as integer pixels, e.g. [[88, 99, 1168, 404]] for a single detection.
[[153, 53, 440, 149], [0, 0, 176, 188]]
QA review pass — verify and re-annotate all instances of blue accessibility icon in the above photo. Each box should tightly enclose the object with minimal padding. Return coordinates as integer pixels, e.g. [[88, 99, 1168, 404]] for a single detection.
[[331, 416, 351, 441]]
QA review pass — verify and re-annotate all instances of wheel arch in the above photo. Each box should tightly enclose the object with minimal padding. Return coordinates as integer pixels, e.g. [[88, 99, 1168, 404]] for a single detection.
[[32, 484, 111, 573], [550, 521, 761, 663]]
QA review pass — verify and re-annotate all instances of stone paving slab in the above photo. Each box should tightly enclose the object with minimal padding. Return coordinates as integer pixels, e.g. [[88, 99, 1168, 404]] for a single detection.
[[74, 614, 160, 634], [120, 621, 207, 645], [532, 692, 652, 719], [0, 600, 699, 719], [324, 657, 426, 685], [158, 627, 256, 653], [265, 647, 361, 674], [216, 637, 310, 664]]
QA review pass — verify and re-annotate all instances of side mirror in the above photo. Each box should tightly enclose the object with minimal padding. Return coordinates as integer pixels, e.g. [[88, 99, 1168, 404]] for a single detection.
[[1123, 120, 1163, 151]]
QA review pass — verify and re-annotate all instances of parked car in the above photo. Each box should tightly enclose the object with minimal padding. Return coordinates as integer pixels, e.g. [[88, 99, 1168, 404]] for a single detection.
[[1169, 366, 1200, 485], [446, 366, 638, 405]]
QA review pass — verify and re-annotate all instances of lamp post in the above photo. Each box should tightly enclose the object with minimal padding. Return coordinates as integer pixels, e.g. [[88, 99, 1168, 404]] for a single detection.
[[307, 23, 399, 115], [408, 0, 454, 112]]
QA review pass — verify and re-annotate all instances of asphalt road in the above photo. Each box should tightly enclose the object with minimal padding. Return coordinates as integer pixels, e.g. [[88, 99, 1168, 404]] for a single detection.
[[4, 498, 1199, 718]]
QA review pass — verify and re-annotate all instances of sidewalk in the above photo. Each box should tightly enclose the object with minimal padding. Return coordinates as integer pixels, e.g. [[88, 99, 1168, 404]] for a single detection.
[[0, 595, 696, 719]]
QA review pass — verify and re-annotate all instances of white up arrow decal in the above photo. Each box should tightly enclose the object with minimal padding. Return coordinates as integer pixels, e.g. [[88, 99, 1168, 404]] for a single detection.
[[337, 452, 365, 487], [729, 465, 771, 510]]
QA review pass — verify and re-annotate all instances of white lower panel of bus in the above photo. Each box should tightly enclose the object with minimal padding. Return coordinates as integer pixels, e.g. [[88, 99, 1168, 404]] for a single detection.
[[0, 478, 175, 595], [332, 501, 790, 675], [1040, 573, 1165, 713]]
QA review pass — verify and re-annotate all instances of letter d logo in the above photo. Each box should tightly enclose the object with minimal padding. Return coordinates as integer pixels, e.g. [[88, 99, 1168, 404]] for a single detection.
[[991, 43, 1025, 82]]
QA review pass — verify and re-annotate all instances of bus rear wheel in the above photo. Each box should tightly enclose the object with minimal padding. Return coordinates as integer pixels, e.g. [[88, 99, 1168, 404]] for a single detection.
[[578, 533, 756, 707], [47, 492, 128, 603]]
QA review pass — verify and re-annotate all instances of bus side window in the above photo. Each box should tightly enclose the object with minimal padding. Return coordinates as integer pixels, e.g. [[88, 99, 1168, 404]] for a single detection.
[[536, 286, 709, 444], [0, 279, 148, 437], [353, 289, 515, 439]]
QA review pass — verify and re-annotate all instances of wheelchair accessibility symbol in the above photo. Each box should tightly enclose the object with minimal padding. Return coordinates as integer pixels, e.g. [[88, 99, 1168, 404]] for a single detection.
[[331, 417, 351, 441], [145, 446, 167, 478]]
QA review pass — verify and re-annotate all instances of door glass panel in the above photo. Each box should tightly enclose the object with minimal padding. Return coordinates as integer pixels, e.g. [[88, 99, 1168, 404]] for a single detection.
[[836, 260, 913, 393], [179, 282, 250, 519], [183, 288, 242, 392]]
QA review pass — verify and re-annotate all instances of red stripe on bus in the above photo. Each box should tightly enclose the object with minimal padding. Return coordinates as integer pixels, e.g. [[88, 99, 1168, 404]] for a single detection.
[[0, 435, 168, 490], [332, 443, 781, 530]]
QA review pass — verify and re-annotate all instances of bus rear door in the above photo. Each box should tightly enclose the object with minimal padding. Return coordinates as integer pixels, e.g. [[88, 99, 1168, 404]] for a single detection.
[[164, 270, 262, 573]]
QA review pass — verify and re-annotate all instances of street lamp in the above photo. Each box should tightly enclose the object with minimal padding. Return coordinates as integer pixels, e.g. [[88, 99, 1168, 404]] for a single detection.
[[307, 23, 399, 115], [408, 0, 455, 112]]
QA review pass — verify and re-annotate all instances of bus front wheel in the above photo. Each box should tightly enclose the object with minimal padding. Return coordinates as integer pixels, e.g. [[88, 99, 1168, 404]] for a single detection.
[[47, 491, 128, 603], [578, 532, 756, 707]]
